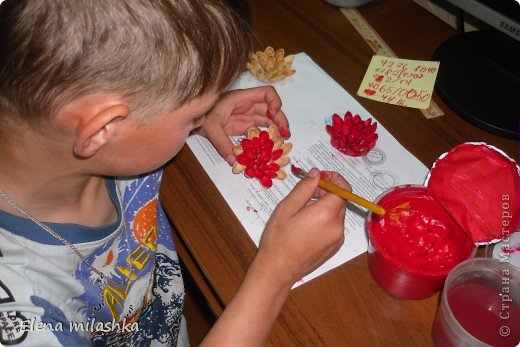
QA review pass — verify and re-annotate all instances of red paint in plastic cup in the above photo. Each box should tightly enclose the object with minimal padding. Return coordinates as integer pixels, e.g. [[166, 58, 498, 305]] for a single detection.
[[366, 185, 476, 299], [366, 143, 519, 299]]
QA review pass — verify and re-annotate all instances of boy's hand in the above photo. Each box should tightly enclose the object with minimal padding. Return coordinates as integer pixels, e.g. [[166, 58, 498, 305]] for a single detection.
[[256, 169, 349, 286], [200, 169, 349, 346], [195, 86, 290, 166]]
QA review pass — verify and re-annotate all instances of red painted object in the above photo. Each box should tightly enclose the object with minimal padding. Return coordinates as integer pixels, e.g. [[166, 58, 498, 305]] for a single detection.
[[232, 125, 292, 188], [325, 111, 378, 156], [366, 143, 519, 300], [367, 186, 475, 299]]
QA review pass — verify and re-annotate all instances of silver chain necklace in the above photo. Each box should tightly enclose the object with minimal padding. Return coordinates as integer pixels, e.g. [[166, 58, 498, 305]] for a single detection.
[[0, 182, 133, 287]]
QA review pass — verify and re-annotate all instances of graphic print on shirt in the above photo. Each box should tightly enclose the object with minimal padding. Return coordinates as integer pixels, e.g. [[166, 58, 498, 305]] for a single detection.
[[0, 278, 28, 345], [91, 252, 183, 346], [30, 296, 91, 346], [26, 172, 182, 345], [27, 251, 183, 347], [73, 175, 161, 324]]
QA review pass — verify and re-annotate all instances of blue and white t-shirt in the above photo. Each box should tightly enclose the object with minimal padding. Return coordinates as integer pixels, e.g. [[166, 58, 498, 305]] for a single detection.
[[0, 171, 188, 346]]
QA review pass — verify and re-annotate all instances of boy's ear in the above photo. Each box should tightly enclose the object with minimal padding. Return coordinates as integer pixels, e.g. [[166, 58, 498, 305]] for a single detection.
[[73, 104, 129, 158]]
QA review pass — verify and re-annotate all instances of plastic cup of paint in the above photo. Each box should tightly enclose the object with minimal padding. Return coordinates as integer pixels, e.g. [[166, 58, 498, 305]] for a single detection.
[[366, 185, 476, 299], [366, 143, 519, 300], [431, 257, 520, 347]]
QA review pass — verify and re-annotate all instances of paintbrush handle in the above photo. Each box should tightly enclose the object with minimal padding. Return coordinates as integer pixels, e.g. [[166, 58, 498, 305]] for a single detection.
[[318, 179, 386, 216]]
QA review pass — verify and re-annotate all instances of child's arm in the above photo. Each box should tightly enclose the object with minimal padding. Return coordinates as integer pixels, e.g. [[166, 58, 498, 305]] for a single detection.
[[194, 86, 291, 166], [200, 169, 349, 346]]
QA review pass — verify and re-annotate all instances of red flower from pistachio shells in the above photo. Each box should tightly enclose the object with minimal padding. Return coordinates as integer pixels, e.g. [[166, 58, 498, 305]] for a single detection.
[[326, 111, 378, 156], [232, 125, 292, 188]]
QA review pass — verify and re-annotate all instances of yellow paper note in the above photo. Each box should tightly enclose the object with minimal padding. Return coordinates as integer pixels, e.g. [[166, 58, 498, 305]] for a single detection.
[[357, 56, 440, 109]]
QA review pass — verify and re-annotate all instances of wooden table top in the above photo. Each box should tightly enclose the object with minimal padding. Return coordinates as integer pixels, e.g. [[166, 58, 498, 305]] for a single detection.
[[160, 0, 518, 345]]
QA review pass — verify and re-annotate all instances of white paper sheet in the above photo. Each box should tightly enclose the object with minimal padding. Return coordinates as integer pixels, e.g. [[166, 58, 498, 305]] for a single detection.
[[186, 53, 429, 287]]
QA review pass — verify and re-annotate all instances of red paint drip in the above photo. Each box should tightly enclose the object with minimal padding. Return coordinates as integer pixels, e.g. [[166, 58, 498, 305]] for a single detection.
[[364, 89, 376, 96], [375, 75, 384, 82]]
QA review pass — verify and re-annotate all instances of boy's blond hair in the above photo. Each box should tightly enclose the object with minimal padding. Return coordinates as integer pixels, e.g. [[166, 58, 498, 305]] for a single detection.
[[0, 0, 251, 125]]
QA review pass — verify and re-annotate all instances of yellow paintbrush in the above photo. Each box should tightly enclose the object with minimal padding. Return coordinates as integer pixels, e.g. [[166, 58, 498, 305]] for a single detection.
[[291, 165, 386, 216]]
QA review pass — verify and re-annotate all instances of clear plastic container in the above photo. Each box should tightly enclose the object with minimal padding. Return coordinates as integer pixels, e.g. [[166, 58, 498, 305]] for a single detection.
[[431, 258, 520, 347]]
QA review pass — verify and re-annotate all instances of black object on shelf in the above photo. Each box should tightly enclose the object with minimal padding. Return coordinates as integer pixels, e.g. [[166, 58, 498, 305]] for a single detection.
[[433, 29, 519, 140]]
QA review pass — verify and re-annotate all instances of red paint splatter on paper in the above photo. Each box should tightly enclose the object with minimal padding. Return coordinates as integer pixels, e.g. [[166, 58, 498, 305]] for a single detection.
[[246, 206, 259, 213]]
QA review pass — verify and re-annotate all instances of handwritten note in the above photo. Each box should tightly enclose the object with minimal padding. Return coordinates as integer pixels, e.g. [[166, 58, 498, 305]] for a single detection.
[[357, 55, 440, 109]]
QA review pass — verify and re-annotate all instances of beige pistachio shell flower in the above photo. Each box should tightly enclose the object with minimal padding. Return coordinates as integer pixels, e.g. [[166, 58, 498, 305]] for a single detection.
[[246, 46, 296, 83]]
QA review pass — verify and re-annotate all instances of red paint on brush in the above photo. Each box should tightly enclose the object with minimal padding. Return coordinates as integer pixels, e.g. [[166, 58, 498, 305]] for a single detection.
[[290, 164, 302, 176]]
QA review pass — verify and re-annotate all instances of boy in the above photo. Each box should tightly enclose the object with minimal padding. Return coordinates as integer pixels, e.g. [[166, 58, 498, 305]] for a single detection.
[[0, 0, 350, 346]]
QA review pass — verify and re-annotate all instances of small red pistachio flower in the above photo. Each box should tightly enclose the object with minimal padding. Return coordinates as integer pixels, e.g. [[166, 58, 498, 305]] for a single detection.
[[232, 125, 292, 188], [325, 111, 378, 157]]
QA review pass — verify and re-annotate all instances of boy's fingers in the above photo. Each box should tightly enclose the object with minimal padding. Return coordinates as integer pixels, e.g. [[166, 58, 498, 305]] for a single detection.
[[311, 172, 351, 197], [204, 124, 236, 166], [247, 86, 290, 139], [313, 172, 352, 215], [321, 171, 351, 190], [312, 191, 348, 217], [279, 168, 321, 214], [256, 86, 282, 116], [269, 109, 291, 139]]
